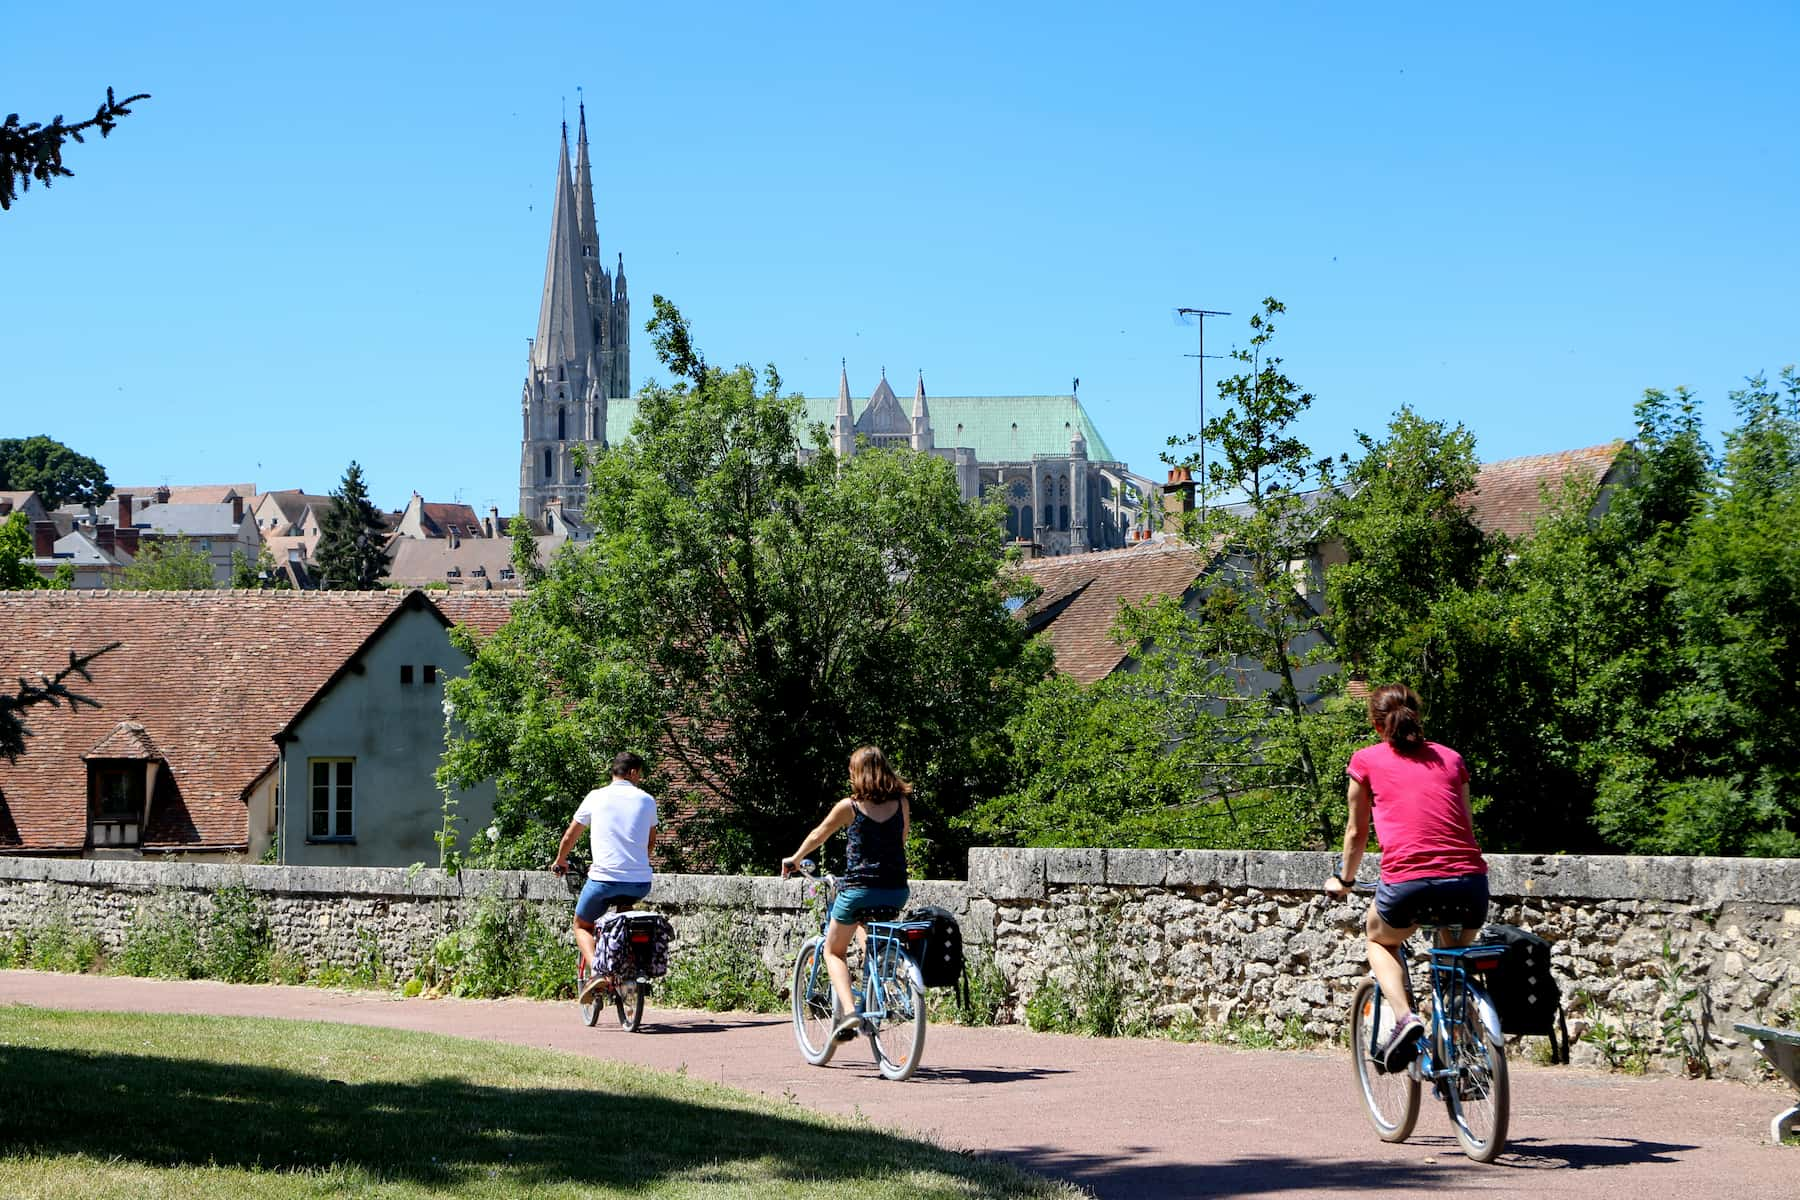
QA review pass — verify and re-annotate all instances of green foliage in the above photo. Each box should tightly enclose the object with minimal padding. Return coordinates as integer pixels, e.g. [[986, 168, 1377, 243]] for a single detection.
[[26, 917, 100, 974], [0, 511, 63, 589], [204, 884, 273, 984], [507, 513, 544, 585], [230, 545, 290, 589], [657, 907, 782, 1012], [0, 930, 28, 968], [1656, 933, 1712, 1078], [977, 300, 1355, 850], [946, 946, 1011, 1027], [417, 892, 573, 1000], [441, 298, 1045, 874], [114, 899, 203, 979], [314, 461, 390, 590], [0, 435, 112, 507], [122, 535, 216, 590], [1023, 975, 1078, 1033]]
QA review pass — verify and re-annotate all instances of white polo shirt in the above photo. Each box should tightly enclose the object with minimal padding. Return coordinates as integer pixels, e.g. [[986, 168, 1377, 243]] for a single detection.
[[573, 779, 657, 883]]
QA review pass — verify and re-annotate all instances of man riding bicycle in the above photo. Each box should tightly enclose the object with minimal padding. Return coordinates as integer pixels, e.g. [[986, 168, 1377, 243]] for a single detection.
[[552, 750, 658, 1004]]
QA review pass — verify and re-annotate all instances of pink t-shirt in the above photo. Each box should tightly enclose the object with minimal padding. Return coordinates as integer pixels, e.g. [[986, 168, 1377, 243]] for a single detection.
[[1346, 740, 1485, 884]]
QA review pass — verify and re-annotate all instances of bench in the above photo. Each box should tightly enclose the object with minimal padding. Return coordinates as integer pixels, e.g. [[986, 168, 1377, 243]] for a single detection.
[[1735, 1023, 1800, 1143]]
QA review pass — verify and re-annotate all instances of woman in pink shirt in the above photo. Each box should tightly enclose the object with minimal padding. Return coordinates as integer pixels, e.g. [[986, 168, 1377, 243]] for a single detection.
[[1324, 683, 1488, 1067]]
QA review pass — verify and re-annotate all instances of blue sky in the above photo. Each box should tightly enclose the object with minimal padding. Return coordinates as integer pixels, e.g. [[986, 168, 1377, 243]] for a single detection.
[[3, 2, 1795, 512]]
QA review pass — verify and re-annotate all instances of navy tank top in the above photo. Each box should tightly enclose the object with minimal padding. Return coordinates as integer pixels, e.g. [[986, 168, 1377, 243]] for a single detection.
[[843, 800, 906, 889]]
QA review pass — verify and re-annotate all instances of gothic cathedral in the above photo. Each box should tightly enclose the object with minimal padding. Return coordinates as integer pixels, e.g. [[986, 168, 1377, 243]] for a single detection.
[[517, 105, 629, 533]]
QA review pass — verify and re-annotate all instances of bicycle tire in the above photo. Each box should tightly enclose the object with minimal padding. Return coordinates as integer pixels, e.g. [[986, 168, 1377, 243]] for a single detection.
[[1349, 978, 1420, 1142], [615, 979, 646, 1032], [1444, 987, 1509, 1162], [870, 954, 927, 1081], [792, 937, 837, 1066], [577, 964, 602, 1028]]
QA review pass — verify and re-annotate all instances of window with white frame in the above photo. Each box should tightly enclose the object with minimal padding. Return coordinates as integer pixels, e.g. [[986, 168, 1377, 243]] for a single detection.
[[309, 758, 354, 840]]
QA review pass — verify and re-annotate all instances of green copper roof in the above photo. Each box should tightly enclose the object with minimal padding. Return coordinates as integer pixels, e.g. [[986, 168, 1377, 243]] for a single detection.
[[604, 394, 1118, 463]]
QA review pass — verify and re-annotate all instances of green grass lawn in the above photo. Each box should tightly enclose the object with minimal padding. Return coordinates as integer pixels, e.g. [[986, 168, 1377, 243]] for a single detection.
[[0, 1008, 1080, 1199]]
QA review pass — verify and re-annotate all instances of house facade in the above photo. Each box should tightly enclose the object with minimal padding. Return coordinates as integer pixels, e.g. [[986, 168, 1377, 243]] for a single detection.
[[0, 589, 513, 864]]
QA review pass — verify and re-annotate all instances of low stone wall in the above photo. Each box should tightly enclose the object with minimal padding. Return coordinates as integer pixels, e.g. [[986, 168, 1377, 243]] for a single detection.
[[1, 850, 1794, 1083], [972, 848, 1800, 1083]]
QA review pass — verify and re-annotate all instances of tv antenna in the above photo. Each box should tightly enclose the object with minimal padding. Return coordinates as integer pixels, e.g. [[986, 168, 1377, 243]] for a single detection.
[[1176, 307, 1230, 512]]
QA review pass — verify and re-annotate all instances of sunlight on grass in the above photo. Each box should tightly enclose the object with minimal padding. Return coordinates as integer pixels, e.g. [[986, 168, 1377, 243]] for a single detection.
[[0, 1008, 1078, 1199]]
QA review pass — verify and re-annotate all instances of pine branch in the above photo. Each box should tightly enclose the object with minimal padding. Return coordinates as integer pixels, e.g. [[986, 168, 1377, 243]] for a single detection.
[[1, 88, 150, 210], [0, 641, 121, 761]]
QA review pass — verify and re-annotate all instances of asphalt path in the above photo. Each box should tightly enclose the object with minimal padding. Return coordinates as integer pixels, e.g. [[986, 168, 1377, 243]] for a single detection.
[[2, 970, 1793, 1199]]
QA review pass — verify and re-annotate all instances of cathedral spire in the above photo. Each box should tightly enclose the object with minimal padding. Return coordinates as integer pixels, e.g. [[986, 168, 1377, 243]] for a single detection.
[[832, 359, 854, 458], [532, 127, 592, 372], [911, 371, 933, 452], [574, 99, 599, 258]]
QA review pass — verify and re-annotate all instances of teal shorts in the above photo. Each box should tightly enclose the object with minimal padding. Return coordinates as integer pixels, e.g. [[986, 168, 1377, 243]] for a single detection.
[[831, 885, 910, 924]]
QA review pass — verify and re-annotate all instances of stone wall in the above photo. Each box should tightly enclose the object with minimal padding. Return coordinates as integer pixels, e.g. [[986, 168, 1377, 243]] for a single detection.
[[1, 850, 1795, 1083], [972, 848, 1800, 1083]]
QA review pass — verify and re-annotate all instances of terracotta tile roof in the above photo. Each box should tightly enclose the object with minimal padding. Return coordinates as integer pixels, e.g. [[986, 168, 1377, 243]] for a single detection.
[[419, 502, 489, 538], [83, 721, 162, 761], [0, 589, 516, 854], [1463, 443, 1626, 540], [1014, 542, 1210, 683], [116, 484, 255, 506]]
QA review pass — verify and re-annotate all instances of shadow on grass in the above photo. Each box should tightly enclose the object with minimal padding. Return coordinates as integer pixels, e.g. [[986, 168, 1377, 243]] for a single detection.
[[0, 1039, 1053, 1196]]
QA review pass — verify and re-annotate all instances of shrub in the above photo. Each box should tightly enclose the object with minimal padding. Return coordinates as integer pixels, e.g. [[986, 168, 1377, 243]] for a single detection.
[[1024, 975, 1077, 1033], [946, 946, 1011, 1027], [203, 883, 273, 984], [29, 918, 100, 974], [418, 893, 573, 1000], [114, 897, 202, 979], [0, 930, 28, 969], [658, 906, 781, 1013], [269, 949, 308, 986]]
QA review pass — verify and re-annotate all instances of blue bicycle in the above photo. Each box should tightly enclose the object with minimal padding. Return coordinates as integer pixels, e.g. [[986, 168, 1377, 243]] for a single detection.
[[789, 860, 928, 1080], [1345, 888, 1512, 1162]]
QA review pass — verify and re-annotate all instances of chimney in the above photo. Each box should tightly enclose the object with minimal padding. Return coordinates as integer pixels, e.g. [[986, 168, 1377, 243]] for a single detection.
[[155, 485, 170, 504], [33, 520, 56, 558], [230, 495, 243, 524], [95, 525, 116, 556], [117, 493, 133, 527], [1162, 467, 1196, 531], [115, 526, 141, 556], [487, 506, 500, 538]]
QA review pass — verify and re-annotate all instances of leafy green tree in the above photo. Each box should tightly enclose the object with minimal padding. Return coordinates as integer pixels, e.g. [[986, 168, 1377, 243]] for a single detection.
[[0, 511, 56, 589], [974, 300, 1357, 849], [0, 435, 111, 509], [314, 462, 390, 590], [440, 297, 1045, 873], [506, 513, 544, 586], [229, 545, 289, 589], [0, 87, 147, 210], [121, 536, 215, 590]]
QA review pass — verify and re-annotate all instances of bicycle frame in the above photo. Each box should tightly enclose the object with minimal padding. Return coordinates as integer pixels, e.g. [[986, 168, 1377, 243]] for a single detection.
[[1365, 936, 1505, 1090], [800, 878, 917, 1027]]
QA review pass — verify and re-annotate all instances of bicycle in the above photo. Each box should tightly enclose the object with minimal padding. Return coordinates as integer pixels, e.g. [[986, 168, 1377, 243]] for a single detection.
[[1341, 882, 1511, 1162], [574, 901, 666, 1032], [788, 859, 927, 1080]]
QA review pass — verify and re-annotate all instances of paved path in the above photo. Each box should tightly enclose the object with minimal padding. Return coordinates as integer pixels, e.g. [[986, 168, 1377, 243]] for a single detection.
[[2, 970, 1792, 1198]]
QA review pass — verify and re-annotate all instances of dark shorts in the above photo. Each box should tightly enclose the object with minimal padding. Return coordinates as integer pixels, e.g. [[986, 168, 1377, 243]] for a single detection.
[[1374, 873, 1489, 931], [575, 878, 651, 923], [830, 885, 910, 925]]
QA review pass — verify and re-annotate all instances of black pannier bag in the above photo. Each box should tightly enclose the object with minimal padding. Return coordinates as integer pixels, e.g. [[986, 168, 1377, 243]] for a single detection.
[[901, 906, 967, 1002], [1474, 923, 1570, 1064], [595, 911, 674, 979]]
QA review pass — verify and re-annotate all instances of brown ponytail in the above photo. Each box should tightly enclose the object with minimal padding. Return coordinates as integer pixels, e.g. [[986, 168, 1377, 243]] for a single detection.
[[1368, 683, 1426, 752], [848, 745, 912, 805]]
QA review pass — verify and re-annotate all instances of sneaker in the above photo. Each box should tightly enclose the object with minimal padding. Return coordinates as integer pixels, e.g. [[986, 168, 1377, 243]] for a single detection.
[[832, 1014, 866, 1043], [578, 972, 611, 1004], [1378, 1013, 1426, 1071]]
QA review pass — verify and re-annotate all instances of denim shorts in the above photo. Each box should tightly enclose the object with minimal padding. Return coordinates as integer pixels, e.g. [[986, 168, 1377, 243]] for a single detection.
[[830, 885, 910, 925], [1374, 873, 1489, 931], [575, 878, 651, 923]]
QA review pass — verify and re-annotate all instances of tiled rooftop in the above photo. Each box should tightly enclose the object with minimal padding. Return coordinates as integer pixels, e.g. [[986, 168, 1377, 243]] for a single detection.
[[1463, 443, 1626, 539], [0, 590, 515, 853], [1014, 542, 1209, 683]]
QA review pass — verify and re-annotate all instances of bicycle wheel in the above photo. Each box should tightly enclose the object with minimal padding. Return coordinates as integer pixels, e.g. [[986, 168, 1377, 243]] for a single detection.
[[577, 963, 602, 1028], [1349, 978, 1420, 1142], [791, 937, 837, 1066], [614, 979, 646, 1031], [1444, 989, 1509, 1162], [869, 953, 927, 1081]]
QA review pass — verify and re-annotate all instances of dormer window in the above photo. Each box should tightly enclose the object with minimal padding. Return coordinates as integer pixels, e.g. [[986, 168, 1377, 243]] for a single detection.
[[89, 763, 145, 846]]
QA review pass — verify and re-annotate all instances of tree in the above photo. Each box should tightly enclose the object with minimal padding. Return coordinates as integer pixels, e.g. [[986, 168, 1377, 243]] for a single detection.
[[0, 436, 111, 509], [230, 545, 289, 589], [0, 511, 61, 589], [0, 643, 118, 763], [440, 297, 1045, 873], [1, 88, 148, 210], [314, 462, 390, 590], [121, 536, 215, 590], [973, 300, 1359, 849], [506, 513, 544, 586]]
